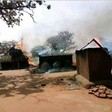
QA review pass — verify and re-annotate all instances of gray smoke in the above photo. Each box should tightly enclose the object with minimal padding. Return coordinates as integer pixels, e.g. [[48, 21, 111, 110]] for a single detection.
[[21, 1, 112, 52], [72, 2, 112, 49]]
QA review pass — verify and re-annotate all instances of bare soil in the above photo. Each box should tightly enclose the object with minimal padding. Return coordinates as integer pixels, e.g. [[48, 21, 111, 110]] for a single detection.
[[0, 69, 112, 112]]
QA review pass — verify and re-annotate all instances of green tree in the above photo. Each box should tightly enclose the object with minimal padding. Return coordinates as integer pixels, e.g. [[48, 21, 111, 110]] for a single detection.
[[0, 0, 51, 27]]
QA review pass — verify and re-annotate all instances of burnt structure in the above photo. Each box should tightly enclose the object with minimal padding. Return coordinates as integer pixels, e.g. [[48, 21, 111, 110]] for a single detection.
[[38, 52, 73, 68], [0, 45, 29, 70], [76, 39, 111, 81]]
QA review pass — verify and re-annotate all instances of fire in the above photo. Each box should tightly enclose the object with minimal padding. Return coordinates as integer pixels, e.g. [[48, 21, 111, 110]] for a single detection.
[[27, 52, 34, 66], [28, 57, 33, 65], [16, 37, 24, 50], [94, 36, 102, 47], [17, 38, 34, 66]]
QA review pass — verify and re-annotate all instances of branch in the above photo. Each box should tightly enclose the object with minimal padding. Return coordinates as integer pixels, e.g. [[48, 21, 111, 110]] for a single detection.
[[0, 0, 51, 26], [0, 10, 9, 23], [22, 10, 36, 23]]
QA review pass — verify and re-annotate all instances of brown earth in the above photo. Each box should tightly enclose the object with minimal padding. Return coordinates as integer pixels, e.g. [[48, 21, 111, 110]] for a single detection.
[[0, 69, 112, 112]]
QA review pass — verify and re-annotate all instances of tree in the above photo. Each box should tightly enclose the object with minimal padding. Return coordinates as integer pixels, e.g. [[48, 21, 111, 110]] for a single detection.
[[0, 0, 51, 27], [46, 35, 59, 51], [46, 31, 76, 52]]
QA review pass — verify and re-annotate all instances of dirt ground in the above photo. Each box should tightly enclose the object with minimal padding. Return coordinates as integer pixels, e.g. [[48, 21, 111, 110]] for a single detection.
[[0, 69, 112, 112]]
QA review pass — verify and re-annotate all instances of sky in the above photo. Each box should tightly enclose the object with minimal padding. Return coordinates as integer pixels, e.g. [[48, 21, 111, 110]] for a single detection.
[[0, 1, 112, 51]]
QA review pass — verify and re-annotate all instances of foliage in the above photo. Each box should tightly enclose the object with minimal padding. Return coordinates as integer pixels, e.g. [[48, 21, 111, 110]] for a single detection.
[[0, 0, 51, 27], [46, 35, 59, 51], [46, 31, 76, 52], [31, 31, 76, 57]]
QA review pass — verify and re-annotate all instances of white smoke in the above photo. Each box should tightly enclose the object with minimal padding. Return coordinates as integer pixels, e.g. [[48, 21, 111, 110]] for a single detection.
[[7, 1, 112, 53]]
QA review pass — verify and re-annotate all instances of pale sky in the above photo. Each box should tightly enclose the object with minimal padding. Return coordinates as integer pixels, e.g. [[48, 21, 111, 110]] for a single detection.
[[0, 1, 112, 51]]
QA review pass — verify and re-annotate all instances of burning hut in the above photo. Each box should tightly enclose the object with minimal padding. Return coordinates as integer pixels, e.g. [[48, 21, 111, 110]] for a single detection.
[[0, 42, 29, 70], [76, 39, 111, 81], [9, 46, 29, 69]]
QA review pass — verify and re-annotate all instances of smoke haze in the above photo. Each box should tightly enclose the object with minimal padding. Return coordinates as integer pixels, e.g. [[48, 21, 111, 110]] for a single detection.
[[1, 1, 112, 52]]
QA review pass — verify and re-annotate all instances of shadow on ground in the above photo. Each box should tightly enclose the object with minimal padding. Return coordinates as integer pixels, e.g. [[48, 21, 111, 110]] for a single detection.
[[0, 75, 46, 97], [0, 73, 80, 97]]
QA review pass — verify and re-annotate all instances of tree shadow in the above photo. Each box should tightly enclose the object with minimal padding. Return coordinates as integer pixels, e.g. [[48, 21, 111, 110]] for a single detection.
[[0, 75, 45, 97], [0, 73, 80, 97]]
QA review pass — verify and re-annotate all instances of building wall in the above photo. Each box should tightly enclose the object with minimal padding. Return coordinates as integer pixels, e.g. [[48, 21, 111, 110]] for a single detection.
[[88, 49, 111, 81], [0, 57, 29, 70], [76, 48, 111, 81], [76, 50, 89, 80], [39, 55, 72, 68], [1, 60, 29, 70]]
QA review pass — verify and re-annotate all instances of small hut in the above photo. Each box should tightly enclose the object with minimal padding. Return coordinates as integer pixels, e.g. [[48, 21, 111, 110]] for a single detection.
[[38, 52, 73, 68], [0, 46, 29, 70], [76, 39, 111, 81]]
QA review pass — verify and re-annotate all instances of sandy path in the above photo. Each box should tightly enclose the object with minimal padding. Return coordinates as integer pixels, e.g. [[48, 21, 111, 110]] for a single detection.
[[0, 69, 112, 112], [0, 86, 112, 112]]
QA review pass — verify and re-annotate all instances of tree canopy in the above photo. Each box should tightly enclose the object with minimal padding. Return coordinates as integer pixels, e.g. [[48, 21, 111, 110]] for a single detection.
[[31, 31, 76, 57], [46, 31, 76, 52], [0, 0, 51, 27]]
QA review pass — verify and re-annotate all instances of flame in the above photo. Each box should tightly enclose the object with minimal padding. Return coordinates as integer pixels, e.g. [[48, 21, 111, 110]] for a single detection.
[[17, 37, 24, 50], [27, 53, 34, 66], [28, 58, 33, 65], [94, 36, 102, 47], [17, 38, 34, 66]]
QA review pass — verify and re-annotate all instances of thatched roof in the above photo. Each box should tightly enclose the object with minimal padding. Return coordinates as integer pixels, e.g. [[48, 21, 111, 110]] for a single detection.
[[0, 55, 12, 62]]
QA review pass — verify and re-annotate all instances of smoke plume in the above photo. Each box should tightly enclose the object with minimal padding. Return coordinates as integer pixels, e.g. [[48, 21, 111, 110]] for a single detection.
[[20, 1, 112, 52]]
